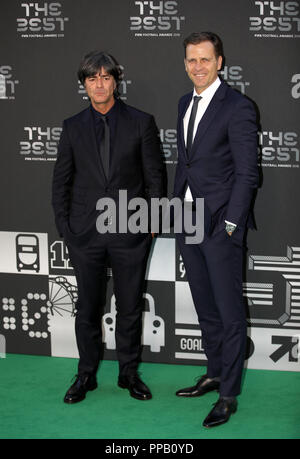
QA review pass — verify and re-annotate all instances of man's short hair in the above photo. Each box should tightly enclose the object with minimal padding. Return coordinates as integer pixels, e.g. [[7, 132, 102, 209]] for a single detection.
[[183, 32, 224, 59], [77, 51, 123, 97]]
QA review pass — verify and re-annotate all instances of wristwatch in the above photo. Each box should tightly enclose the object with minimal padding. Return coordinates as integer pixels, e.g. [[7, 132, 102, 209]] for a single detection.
[[225, 223, 236, 235]]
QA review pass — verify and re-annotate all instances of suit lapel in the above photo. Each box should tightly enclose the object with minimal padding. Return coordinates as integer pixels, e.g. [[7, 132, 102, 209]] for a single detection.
[[190, 81, 228, 159], [178, 93, 193, 160], [79, 106, 107, 180], [109, 100, 134, 176]]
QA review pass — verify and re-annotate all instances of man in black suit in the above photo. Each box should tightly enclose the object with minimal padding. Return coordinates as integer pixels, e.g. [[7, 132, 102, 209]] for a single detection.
[[174, 33, 259, 427], [52, 51, 165, 403]]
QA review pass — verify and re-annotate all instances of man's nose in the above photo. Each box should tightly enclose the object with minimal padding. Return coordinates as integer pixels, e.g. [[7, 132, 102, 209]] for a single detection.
[[195, 60, 203, 71], [96, 76, 104, 87]]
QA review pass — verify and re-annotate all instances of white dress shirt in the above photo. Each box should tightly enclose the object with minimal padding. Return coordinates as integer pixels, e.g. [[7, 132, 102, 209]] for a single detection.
[[183, 77, 236, 228]]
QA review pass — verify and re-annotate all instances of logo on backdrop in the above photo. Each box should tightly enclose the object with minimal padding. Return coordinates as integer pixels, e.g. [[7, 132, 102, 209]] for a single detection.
[[103, 293, 165, 352], [220, 65, 251, 95], [19, 126, 62, 161], [258, 130, 299, 168], [129, 0, 185, 38], [1, 230, 300, 369], [2, 291, 49, 339], [16, 234, 40, 273], [175, 245, 300, 368], [249, 0, 300, 38], [0, 231, 171, 359], [270, 335, 300, 362], [78, 65, 132, 101], [248, 246, 300, 329], [0, 66, 19, 100], [160, 128, 177, 164], [291, 74, 300, 99], [16, 2, 69, 38]]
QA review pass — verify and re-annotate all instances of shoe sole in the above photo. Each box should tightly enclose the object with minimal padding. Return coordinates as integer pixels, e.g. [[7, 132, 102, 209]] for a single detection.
[[176, 389, 219, 397], [63, 384, 98, 404]]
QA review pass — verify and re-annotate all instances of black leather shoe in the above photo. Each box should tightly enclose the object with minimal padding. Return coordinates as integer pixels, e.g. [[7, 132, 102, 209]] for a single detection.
[[203, 397, 238, 428], [176, 375, 220, 397], [64, 374, 98, 404], [118, 373, 152, 400]]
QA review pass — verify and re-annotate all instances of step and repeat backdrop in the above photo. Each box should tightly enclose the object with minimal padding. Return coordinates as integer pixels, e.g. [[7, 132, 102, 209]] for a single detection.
[[0, 0, 299, 372]]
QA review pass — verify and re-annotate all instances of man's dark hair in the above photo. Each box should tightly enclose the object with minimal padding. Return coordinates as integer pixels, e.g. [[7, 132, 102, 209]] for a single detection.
[[183, 32, 224, 59], [77, 51, 123, 97]]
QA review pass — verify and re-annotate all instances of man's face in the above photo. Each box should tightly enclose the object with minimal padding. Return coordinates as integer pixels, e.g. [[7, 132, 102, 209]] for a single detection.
[[184, 41, 222, 94], [84, 66, 116, 110]]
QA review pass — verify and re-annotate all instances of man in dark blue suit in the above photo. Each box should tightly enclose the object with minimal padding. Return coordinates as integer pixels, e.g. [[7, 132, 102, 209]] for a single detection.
[[174, 32, 259, 427], [52, 51, 165, 404]]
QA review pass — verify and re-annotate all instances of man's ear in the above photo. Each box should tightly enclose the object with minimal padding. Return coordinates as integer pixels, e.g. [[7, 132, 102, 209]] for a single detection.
[[217, 56, 223, 71]]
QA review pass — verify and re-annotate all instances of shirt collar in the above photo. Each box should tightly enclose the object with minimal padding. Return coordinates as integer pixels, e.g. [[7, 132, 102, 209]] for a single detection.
[[91, 98, 118, 121], [193, 76, 221, 101]]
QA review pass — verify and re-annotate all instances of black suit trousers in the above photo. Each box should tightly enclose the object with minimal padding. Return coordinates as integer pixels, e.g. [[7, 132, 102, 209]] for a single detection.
[[65, 225, 152, 377], [176, 223, 247, 397]]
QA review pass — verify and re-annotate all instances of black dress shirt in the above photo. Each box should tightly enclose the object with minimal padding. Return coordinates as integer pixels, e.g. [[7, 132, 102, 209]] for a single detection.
[[91, 98, 119, 160]]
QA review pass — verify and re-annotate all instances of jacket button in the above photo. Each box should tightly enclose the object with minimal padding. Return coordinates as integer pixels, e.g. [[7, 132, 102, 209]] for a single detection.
[[186, 163, 190, 168]]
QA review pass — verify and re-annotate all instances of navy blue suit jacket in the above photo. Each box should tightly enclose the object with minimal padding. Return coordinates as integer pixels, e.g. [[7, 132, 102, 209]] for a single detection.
[[173, 80, 259, 236]]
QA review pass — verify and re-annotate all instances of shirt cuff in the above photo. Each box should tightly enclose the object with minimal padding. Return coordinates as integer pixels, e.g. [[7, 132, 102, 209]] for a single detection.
[[225, 220, 237, 227]]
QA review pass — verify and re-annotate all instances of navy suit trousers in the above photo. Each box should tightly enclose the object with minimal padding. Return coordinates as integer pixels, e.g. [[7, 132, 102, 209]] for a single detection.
[[176, 223, 247, 397]]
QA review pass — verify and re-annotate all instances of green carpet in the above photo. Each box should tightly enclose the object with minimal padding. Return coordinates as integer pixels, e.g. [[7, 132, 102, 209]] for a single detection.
[[0, 354, 299, 439]]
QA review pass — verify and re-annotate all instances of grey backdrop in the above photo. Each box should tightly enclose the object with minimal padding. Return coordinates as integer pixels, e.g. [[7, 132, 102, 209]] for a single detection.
[[0, 0, 300, 372]]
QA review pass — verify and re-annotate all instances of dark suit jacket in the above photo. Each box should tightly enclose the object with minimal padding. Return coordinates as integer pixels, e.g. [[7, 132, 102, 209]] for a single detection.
[[173, 80, 259, 235], [52, 100, 165, 239]]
